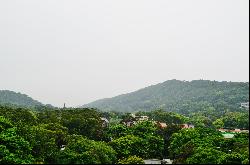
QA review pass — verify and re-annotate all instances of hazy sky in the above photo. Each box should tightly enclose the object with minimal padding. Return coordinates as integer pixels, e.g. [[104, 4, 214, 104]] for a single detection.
[[0, 0, 249, 107]]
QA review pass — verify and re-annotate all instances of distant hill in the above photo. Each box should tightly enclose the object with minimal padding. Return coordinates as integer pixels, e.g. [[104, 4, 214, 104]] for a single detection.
[[82, 80, 249, 114], [0, 90, 44, 108]]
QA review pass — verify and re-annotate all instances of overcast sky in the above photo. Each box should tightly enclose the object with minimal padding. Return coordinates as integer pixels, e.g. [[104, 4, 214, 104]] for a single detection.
[[0, 0, 249, 107]]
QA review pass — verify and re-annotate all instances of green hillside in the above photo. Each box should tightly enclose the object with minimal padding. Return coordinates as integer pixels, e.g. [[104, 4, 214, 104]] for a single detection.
[[0, 90, 44, 108], [83, 80, 249, 114]]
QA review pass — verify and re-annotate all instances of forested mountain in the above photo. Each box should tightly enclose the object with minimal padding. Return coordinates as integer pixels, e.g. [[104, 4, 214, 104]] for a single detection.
[[0, 82, 249, 164], [0, 90, 44, 108], [83, 80, 249, 114]]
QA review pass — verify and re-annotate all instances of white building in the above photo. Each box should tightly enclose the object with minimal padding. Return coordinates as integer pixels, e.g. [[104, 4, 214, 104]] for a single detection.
[[240, 102, 249, 109], [100, 117, 109, 127]]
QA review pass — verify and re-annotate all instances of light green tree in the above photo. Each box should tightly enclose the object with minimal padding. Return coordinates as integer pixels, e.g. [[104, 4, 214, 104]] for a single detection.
[[118, 155, 144, 164], [56, 135, 117, 164], [212, 118, 224, 129], [0, 116, 34, 164]]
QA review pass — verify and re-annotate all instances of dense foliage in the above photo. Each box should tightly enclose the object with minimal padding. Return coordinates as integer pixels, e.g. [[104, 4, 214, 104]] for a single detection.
[[169, 128, 249, 164], [0, 116, 34, 164], [56, 135, 117, 164], [0, 79, 249, 164], [0, 105, 109, 164], [83, 80, 249, 115], [118, 155, 144, 164]]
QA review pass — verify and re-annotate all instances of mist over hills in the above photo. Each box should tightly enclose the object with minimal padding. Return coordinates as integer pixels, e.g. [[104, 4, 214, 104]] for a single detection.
[[82, 79, 249, 114], [0, 90, 44, 108]]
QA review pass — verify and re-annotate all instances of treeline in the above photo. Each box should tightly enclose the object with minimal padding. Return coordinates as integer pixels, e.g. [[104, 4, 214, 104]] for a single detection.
[[0, 105, 248, 164]]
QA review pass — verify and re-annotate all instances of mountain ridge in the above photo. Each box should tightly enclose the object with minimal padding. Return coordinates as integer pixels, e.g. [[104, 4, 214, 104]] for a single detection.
[[0, 90, 44, 108], [82, 79, 249, 114]]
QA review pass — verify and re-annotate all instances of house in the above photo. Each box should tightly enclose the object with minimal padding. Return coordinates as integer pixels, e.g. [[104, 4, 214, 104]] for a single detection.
[[130, 113, 136, 118], [121, 114, 150, 126], [218, 128, 249, 134], [232, 129, 241, 133], [60, 145, 66, 151], [188, 124, 195, 128], [161, 159, 173, 164], [135, 115, 149, 122], [180, 124, 194, 129], [144, 159, 161, 164], [100, 117, 109, 127], [140, 116, 149, 121], [218, 128, 248, 138], [181, 124, 189, 128], [157, 122, 167, 128], [122, 121, 136, 127], [121, 114, 137, 127], [218, 128, 227, 132], [144, 159, 172, 164]]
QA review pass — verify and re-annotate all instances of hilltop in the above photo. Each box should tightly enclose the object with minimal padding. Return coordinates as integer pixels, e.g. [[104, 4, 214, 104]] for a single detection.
[[0, 90, 44, 108], [82, 79, 249, 114]]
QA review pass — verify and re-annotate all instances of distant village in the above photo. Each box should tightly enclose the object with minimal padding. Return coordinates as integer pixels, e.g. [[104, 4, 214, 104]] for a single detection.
[[101, 114, 194, 130], [98, 101, 250, 164], [99, 111, 249, 164], [101, 106, 249, 141]]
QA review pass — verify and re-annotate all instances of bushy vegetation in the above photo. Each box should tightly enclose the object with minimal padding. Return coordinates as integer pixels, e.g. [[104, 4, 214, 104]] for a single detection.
[[118, 155, 144, 164], [84, 80, 249, 115], [169, 128, 249, 164], [0, 104, 248, 164], [0, 105, 114, 164], [0, 80, 248, 164]]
